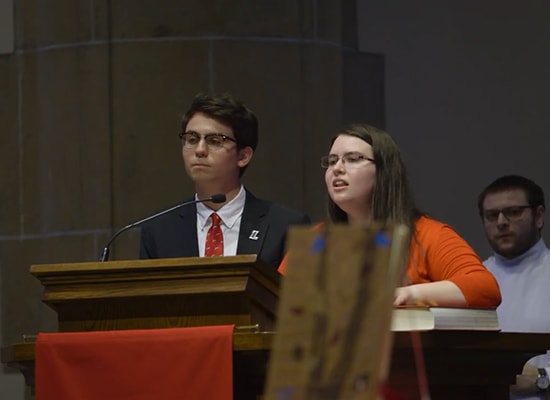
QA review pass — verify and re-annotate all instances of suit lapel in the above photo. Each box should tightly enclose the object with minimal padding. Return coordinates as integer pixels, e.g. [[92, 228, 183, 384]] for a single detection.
[[237, 191, 269, 255], [178, 202, 200, 257]]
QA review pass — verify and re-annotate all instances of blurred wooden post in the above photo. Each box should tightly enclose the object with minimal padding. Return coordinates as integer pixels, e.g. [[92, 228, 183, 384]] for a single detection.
[[264, 223, 409, 400]]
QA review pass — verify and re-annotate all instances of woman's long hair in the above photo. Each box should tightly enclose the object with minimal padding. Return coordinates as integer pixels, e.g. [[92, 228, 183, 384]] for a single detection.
[[327, 123, 420, 230]]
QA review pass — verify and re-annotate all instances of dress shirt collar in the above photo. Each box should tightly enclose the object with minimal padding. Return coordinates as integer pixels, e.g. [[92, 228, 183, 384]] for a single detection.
[[196, 186, 246, 230], [493, 238, 546, 266]]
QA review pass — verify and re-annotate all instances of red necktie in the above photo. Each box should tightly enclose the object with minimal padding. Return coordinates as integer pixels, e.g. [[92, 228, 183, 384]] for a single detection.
[[205, 213, 223, 256]]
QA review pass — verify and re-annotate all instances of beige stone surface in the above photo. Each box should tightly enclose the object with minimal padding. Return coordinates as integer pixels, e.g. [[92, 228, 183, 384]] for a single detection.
[[0, 234, 107, 345], [109, 1, 310, 39], [17, 0, 99, 48], [110, 40, 209, 225], [18, 45, 110, 234], [0, 56, 20, 235], [212, 40, 341, 219], [300, 44, 343, 221], [314, 0, 342, 42]]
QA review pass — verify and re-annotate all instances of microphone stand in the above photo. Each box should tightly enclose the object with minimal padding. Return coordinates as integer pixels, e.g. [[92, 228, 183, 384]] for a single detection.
[[99, 194, 226, 261]]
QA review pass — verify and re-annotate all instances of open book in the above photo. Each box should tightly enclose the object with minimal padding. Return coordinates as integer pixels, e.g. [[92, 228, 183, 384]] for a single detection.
[[391, 306, 499, 331]]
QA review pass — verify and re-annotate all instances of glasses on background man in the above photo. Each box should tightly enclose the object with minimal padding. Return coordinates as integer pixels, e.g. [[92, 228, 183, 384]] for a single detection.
[[480, 205, 534, 223]]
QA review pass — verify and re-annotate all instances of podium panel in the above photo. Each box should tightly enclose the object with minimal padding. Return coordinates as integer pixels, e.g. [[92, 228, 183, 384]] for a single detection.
[[29, 255, 278, 332]]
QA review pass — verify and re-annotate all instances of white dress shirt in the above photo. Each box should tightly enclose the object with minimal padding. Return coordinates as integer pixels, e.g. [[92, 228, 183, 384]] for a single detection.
[[484, 239, 550, 400], [196, 186, 246, 257]]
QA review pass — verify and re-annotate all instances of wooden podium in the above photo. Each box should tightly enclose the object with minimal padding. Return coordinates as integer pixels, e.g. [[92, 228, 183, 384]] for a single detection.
[[29, 254, 279, 332], [6, 254, 278, 399]]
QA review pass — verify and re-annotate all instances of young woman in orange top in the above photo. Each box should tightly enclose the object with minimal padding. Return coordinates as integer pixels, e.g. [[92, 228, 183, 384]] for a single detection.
[[279, 123, 501, 307]]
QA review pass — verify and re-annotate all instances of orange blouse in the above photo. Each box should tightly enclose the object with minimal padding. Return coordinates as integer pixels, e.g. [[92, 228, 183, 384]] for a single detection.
[[278, 216, 501, 308], [407, 216, 500, 307]]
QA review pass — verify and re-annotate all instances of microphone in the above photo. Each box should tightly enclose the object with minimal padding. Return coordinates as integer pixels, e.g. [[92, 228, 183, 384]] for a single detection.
[[99, 193, 226, 262]]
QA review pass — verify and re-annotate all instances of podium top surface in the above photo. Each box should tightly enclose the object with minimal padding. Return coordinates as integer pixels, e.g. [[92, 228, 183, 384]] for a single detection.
[[30, 255, 261, 276]]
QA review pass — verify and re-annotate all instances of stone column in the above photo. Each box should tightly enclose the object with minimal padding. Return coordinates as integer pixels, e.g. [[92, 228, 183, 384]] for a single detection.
[[0, 4, 383, 399]]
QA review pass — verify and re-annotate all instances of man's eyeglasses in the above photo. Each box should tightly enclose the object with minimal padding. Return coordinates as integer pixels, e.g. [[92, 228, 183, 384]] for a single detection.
[[321, 152, 375, 169], [179, 132, 237, 149], [481, 205, 533, 223]]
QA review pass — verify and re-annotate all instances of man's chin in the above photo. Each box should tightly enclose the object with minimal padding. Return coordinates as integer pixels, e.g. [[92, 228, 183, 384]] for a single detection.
[[494, 243, 521, 259], [188, 170, 215, 181]]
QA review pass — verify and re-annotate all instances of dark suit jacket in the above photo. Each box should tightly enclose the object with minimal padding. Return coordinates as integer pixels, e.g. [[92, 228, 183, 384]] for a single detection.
[[139, 190, 310, 269]]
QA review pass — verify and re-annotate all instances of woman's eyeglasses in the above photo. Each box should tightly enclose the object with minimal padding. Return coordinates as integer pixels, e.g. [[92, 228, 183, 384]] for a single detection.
[[321, 152, 375, 169]]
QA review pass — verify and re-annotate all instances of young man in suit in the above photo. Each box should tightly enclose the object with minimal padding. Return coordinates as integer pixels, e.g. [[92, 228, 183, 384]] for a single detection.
[[139, 93, 310, 269]]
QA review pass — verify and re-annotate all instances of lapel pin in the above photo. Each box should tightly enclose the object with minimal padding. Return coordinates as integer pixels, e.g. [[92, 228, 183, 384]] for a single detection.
[[248, 230, 260, 240]]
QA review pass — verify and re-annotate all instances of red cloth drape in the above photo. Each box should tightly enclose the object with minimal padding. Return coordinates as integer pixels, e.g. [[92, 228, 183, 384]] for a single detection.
[[35, 325, 234, 400]]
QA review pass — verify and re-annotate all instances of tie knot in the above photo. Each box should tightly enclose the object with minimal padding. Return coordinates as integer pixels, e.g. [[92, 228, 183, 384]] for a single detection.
[[210, 213, 221, 226]]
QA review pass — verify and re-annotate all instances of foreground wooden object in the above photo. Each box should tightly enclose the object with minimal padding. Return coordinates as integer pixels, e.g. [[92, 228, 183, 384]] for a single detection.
[[264, 224, 410, 400]]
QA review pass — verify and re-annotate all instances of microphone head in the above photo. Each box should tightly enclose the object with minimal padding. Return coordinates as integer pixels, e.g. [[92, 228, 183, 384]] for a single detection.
[[209, 194, 226, 203]]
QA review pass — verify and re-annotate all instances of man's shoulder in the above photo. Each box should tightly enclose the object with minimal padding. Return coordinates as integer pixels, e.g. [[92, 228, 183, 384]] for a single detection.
[[139, 197, 196, 232], [482, 255, 497, 269]]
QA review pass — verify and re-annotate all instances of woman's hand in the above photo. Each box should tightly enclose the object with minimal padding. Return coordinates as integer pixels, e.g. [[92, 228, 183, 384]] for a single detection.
[[394, 285, 420, 306], [394, 281, 466, 307]]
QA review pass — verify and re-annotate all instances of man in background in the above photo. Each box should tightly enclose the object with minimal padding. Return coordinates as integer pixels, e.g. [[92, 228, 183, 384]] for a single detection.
[[140, 92, 310, 269], [479, 174, 550, 399]]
